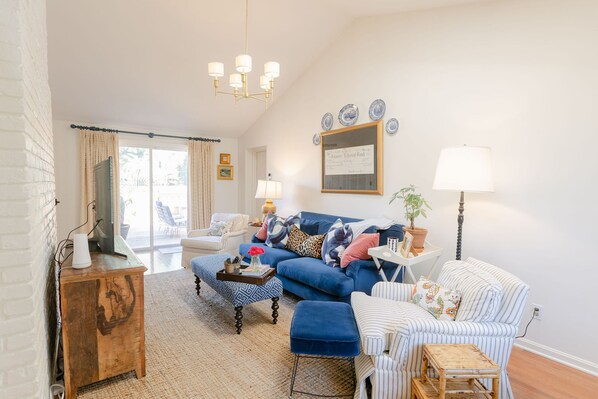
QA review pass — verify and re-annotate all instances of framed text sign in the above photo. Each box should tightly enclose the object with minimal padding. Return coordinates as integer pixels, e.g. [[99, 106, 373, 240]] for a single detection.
[[321, 121, 383, 194]]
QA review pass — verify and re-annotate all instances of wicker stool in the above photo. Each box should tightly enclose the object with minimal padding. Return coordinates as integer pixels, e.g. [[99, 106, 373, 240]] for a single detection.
[[289, 300, 360, 398]]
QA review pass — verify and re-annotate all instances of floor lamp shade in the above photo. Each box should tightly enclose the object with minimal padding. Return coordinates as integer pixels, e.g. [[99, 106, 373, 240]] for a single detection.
[[255, 180, 282, 218], [433, 146, 494, 192], [433, 146, 494, 261]]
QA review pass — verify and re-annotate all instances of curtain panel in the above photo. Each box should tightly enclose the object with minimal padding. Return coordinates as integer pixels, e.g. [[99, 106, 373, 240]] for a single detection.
[[79, 130, 120, 233], [188, 141, 213, 230]]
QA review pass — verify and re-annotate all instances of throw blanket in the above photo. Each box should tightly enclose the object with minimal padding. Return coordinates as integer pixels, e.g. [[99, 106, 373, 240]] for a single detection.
[[347, 218, 395, 239]]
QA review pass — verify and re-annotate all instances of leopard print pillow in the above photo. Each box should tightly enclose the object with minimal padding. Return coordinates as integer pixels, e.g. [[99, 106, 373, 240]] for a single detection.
[[297, 234, 325, 259], [285, 225, 310, 254]]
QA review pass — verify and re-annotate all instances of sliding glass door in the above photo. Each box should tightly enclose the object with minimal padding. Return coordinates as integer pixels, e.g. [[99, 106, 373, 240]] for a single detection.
[[119, 143, 188, 251]]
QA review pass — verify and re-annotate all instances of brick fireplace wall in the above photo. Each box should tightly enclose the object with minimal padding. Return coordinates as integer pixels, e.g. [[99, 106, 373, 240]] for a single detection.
[[0, 0, 56, 398]]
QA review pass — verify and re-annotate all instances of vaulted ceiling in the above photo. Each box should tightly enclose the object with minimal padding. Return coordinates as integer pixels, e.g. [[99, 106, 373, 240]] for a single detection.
[[47, 0, 495, 137]]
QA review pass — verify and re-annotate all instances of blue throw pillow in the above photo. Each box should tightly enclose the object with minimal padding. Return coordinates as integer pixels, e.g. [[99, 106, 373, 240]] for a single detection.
[[321, 219, 353, 266], [266, 213, 301, 248]]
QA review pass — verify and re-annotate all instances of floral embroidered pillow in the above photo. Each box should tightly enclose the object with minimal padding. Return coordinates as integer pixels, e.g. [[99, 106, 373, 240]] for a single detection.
[[207, 220, 232, 236], [412, 277, 462, 321]]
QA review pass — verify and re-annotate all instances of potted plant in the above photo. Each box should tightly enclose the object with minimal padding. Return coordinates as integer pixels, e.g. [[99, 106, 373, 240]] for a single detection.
[[389, 184, 432, 253]]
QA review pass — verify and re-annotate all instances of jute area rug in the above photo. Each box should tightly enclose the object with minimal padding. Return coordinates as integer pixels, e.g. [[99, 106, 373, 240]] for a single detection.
[[78, 268, 355, 399]]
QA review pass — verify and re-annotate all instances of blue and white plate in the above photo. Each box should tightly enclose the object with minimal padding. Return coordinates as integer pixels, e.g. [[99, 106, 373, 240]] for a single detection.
[[338, 104, 359, 126], [369, 99, 386, 121], [386, 118, 399, 135], [321, 113, 333, 131], [313, 132, 321, 145]]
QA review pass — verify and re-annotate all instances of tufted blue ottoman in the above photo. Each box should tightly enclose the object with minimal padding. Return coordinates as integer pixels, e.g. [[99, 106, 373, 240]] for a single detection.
[[289, 300, 360, 398], [191, 253, 283, 334]]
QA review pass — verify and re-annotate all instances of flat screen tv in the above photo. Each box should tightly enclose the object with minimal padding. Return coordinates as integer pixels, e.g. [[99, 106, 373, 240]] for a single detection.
[[92, 156, 125, 257]]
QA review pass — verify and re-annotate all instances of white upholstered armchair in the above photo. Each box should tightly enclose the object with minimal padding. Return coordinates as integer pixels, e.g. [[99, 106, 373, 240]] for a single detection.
[[181, 213, 249, 268], [351, 257, 529, 399]]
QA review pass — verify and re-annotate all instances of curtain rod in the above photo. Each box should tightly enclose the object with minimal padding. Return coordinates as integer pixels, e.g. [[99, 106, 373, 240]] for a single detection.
[[70, 124, 221, 143]]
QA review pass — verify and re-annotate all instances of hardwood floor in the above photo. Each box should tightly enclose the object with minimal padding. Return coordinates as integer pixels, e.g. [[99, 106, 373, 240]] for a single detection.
[[509, 346, 598, 398]]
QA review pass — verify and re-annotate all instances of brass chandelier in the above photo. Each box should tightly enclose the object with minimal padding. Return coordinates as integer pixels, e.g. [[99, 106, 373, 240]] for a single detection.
[[207, 0, 280, 103]]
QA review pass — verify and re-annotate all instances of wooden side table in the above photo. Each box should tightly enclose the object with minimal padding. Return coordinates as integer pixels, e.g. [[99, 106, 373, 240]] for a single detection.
[[412, 344, 500, 399]]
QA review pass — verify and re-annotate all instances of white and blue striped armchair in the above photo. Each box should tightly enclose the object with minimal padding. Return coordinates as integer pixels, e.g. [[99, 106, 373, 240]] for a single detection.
[[351, 257, 529, 399]]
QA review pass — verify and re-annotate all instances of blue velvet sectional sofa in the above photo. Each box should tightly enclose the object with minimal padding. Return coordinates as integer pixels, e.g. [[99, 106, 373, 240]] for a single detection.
[[239, 211, 404, 302]]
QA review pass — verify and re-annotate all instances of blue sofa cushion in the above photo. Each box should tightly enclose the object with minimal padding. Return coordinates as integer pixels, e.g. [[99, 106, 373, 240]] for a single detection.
[[277, 257, 354, 297], [290, 300, 360, 357], [299, 219, 320, 236], [239, 243, 299, 268]]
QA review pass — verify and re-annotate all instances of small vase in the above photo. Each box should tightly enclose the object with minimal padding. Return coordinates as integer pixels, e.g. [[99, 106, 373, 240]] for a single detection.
[[250, 255, 262, 271]]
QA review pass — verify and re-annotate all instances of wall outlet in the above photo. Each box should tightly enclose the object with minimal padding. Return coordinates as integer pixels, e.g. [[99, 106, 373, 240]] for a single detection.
[[532, 304, 543, 320]]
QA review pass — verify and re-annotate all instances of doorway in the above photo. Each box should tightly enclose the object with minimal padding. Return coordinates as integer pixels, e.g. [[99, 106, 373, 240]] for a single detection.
[[119, 142, 188, 251], [246, 147, 267, 221]]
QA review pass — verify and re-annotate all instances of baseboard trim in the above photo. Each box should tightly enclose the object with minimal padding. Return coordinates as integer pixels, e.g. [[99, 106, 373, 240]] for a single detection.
[[515, 338, 598, 377]]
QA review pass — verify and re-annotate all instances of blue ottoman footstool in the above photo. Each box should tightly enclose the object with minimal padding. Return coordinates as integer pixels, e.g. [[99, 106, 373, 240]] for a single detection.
[[191, 253, 283, 334], [289, 300, 360, 398]]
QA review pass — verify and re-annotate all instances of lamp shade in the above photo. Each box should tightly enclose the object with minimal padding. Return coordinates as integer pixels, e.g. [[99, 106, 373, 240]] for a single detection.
[[235, 54, 252, 73], [229, 73, 243, 88], [208, 62, 224, 77], [255, 180, 282, 199], [264, 61, 280, 78], [433, 146, 494, 193]]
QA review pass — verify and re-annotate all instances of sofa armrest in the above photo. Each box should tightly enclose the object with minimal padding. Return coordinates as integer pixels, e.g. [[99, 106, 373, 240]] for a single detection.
[[223, 229, 246, 239], [188, 229, 209, 238], [372, 282, 414, 302], [388, 319, 518, 362]]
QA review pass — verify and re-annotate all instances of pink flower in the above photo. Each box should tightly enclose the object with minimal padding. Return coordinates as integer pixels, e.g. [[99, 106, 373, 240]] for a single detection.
[[248, 246, 265, 257]]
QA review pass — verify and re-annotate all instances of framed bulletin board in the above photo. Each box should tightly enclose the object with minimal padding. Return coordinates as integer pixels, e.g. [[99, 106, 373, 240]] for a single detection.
[[321, 120, 383, 195]]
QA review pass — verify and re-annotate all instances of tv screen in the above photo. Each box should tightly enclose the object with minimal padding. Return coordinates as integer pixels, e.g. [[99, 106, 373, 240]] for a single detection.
[[93, 156, 115, 254]]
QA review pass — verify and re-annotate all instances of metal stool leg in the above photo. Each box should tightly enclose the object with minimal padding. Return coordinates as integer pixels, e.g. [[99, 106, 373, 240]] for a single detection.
[[288, 354, 300, 398], [288, 354, 355, 398]]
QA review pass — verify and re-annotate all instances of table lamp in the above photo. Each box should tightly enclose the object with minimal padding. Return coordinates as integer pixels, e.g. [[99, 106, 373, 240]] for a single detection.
[[255, 179, 282, 220], [433, 145, 494, 260]]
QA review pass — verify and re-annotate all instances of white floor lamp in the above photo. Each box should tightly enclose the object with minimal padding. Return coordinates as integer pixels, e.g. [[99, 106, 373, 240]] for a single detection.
[[433, 145, 494, 260]]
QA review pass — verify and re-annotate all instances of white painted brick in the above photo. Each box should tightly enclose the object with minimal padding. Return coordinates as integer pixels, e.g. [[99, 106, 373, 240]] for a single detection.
[[4, 364, 36, 386], [3, 298, 34, 317], [0, 349, 36, 372], [0, 233, 33, 250], [0, 250, 33, 268], [0, 283, 32, 301], [1, 266, 32, 282], [0, 201, 28, 217], [3, 381, 37, 398], [5, 332, 34, 352]]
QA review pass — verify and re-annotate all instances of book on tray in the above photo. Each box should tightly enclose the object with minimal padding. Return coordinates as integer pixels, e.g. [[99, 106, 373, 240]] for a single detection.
[[240, 265, 271, 276]]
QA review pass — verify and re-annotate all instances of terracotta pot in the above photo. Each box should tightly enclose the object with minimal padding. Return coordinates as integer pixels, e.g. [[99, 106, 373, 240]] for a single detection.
[[403, 227, 428, 253]]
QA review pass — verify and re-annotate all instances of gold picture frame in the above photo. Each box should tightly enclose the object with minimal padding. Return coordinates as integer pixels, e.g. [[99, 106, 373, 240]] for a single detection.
[[321, 120, 383, 195], [217, 165, 234, 180], [400, 232, 414, 258], [220, 153, 231, 164]]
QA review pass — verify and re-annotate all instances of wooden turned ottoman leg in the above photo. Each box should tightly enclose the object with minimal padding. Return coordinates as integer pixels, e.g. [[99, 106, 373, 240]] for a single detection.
[[234, 306, 243, 334], [271, 297, 279, 324], [195, 275, 201, 296]]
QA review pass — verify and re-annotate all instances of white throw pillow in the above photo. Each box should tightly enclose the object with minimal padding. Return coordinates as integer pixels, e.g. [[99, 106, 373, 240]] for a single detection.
[[437, 261, 502, 322]]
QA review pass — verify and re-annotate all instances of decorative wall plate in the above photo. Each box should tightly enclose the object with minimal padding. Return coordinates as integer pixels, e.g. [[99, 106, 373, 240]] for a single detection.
[[386, 118, 399, 135], [313, 132, 321, 145], [338, 104, 359, 126], [368, 99, 386, 121], [321, 113, 333, 131]]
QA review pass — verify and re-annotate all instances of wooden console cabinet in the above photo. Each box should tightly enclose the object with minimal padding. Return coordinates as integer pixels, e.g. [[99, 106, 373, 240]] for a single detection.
[[60, 236, 147, 398]]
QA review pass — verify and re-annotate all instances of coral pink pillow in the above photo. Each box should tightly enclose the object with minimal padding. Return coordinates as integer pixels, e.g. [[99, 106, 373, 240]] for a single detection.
[[340, 233, 379, 268], [255, 218, 269, 241]]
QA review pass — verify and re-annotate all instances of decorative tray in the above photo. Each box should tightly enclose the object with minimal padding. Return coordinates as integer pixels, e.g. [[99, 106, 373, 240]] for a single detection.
[[216, 267, 275, 285]]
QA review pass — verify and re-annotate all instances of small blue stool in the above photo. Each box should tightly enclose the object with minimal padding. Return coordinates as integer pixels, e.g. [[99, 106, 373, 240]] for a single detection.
[[289, 300, 360, 398]]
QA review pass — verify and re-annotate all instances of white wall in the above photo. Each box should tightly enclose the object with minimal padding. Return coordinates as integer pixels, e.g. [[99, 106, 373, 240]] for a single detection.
[[239, 0, 598, 372], [53, 119, 238, 240], [0, 0, 55, 397]]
